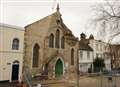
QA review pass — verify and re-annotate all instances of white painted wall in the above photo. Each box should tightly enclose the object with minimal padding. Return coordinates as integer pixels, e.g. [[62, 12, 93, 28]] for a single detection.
[[89, 39, 111, 71], [79, 51, 93, 63], [0, 24, 24, 82], [79, 50, 93, 72]]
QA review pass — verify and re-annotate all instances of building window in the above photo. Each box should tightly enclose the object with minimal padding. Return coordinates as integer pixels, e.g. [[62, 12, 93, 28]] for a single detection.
[[71, 48, 74, 65], [100, 44, 103, 51], [32, 43, 40, 67], [55, 29, 60, 48], [80, 51, 83, 59], [96, 44, 98, 51], [49, 33, 54, 48], [12, 38, 19, 50], [61, 36, 65, 49], [102, 45, 103, 51], [87, 51, 90, 59]]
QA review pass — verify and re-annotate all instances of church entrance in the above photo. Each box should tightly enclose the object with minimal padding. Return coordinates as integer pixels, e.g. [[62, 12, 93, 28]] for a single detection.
[[55, 59, 63, 78]]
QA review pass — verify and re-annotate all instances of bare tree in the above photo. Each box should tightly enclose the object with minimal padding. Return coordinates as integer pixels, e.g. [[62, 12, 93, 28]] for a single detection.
[[92, 0, 120, 43], [91, 0, 120, 70]]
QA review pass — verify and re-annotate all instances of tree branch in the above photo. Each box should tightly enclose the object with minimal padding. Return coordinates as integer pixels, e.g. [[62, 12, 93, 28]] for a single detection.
[[106, 0, 116, 16]]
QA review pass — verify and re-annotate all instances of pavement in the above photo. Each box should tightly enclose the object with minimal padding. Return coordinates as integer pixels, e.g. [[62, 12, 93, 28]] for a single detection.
[[0, 81, 19, 87], [77, 75, 120, 87], [33, 79, 75, 87], [43, 76, 120, 87], [0, 76, 120, 87]]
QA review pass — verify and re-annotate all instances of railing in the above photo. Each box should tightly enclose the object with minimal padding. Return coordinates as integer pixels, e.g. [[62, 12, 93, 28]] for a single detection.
[[23, 66, 32, 87], [78, 71, 120, 87]]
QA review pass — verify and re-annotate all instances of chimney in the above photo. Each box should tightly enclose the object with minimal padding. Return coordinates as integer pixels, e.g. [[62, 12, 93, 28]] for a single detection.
[[89, 34, 94, 40], [80, 33, 86, 40]]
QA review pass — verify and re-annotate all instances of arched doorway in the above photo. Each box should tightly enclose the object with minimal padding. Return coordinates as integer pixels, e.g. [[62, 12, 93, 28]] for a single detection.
[[55, 59, 63, 78], [11, 61, 19, 81]]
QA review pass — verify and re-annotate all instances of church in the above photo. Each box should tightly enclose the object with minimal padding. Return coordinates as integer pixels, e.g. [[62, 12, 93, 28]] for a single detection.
[[24, 5, 79, 80]]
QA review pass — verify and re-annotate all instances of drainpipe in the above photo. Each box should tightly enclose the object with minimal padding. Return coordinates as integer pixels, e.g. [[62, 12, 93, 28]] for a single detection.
[[77, 49, 79, 87]]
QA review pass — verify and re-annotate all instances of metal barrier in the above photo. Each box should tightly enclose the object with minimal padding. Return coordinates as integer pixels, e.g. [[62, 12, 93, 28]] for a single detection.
[[23, 66, 32, 87], [78, 72, 120, 87]]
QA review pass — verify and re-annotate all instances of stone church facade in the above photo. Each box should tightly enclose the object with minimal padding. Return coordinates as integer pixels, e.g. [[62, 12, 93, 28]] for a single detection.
[[24, 7, 79, 79]]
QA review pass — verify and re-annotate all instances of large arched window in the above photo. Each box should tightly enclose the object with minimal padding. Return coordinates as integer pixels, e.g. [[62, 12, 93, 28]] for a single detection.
[[71, 48, 74, 65], [12, 38, 19, 50], [32, 43, 40, 67], [61, 36, 65, 49], [49, 34, 54, 48], [55, 29, 60, 48]]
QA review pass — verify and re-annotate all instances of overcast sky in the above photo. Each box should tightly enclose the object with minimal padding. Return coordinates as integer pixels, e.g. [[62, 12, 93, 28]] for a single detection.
[[0, 0, 106, 38]]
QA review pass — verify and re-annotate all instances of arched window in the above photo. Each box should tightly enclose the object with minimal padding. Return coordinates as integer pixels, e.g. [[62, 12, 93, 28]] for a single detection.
[[32, 43, 40, 67], [61, 36, 65, 49], [12, 38, 19, 50], [49, 34, 54, 48], [55, 29, 60, 48], [71, 48, 74, 65]]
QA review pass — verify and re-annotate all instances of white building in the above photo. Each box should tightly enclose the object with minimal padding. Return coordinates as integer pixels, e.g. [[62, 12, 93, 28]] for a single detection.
[[79, 33, 94, 73], [89, 34, 111, 71], [0, 23, 24, 82]]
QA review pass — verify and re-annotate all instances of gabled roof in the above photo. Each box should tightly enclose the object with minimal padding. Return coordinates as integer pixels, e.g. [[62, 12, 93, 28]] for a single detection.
[[79, 39, 93, 51], [25, 12, 55, 28], [25, 9, 77, 40]]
